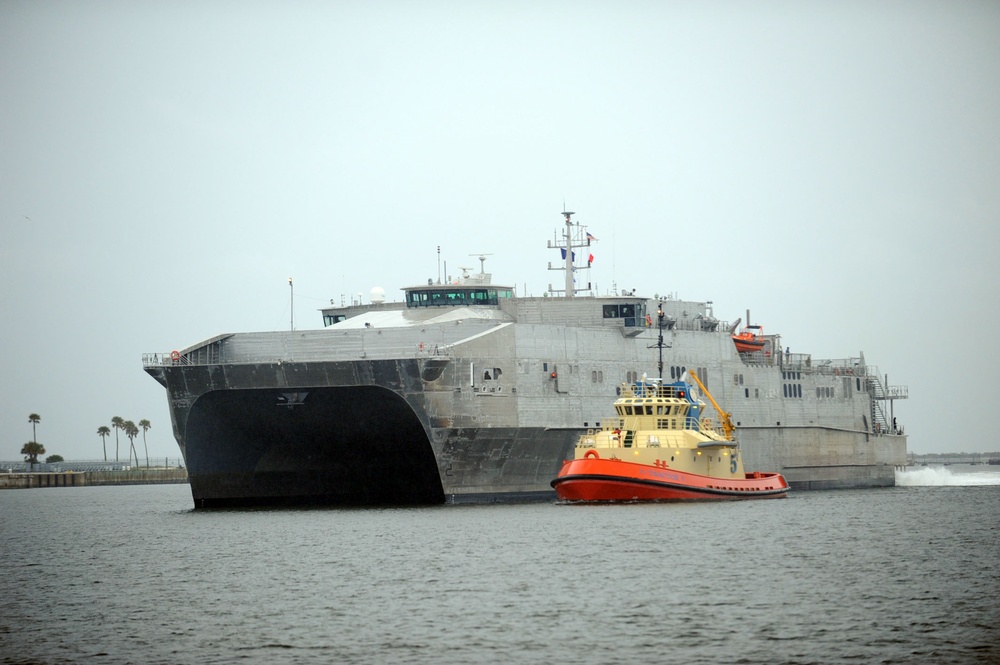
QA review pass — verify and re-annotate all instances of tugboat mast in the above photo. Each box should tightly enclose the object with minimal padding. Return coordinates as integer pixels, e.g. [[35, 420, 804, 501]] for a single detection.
[[653, 302, 671, 380]]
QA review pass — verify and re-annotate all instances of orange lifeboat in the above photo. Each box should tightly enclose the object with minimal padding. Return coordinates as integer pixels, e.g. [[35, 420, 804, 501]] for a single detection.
[[732, 325, 765, 353]]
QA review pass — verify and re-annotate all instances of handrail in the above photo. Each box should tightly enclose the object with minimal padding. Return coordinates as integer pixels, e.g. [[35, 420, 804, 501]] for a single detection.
[[142, 344, 453, 369]]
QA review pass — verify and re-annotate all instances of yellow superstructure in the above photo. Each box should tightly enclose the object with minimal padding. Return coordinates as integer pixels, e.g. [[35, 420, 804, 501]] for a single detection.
[[576, 376, 746, 480]]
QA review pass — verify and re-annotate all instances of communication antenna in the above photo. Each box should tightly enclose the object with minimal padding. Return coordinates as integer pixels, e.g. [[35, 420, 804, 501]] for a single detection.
[[648, 300, 672, 379]]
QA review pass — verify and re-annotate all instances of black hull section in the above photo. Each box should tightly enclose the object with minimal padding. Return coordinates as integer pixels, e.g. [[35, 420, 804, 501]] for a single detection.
[[185, 386, 445, 508]]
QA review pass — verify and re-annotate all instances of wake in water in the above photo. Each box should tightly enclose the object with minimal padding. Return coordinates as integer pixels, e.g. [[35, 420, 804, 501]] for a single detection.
[[896, 465, 1000, 486]]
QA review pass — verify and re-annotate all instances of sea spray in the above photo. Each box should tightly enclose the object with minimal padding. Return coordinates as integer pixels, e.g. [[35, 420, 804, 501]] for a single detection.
[[895, 465, 1000, 486]]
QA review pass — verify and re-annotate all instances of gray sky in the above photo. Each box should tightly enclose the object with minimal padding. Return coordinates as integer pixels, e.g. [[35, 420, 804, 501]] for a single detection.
[[2, 1, 998, 460]]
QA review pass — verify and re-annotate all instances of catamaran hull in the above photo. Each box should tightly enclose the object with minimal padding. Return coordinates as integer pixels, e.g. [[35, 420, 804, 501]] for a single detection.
[[170, 383, 581, 507], [145, 303, 906, 508], [551, 458, 789, 502]]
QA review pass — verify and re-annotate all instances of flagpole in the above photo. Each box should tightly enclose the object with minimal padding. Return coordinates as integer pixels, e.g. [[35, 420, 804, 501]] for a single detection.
[[289, 277, 294, 331]]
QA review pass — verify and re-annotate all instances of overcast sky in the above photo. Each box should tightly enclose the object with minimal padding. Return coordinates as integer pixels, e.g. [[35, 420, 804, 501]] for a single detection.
[[2, 0, 998, 462]]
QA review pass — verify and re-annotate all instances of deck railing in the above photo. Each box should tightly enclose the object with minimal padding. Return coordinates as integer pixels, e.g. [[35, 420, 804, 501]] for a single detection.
[[142, 343, 453, 368]]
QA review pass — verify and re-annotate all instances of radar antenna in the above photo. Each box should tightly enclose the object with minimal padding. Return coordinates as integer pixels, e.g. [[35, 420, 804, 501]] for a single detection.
[[468, 253, 492, 273]]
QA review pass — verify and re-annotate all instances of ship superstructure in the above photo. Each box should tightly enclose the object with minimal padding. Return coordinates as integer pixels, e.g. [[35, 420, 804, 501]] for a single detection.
[[144, 212, 908, 507]]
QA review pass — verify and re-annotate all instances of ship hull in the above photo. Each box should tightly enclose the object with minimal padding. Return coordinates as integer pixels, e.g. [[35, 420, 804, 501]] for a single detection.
[[144, 293, 907, 507], [164, 380, 581, 507], [551, 458, 789, 501]]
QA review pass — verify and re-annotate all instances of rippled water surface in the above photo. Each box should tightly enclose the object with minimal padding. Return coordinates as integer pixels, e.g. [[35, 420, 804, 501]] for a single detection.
[[2, 468, 998, 664]]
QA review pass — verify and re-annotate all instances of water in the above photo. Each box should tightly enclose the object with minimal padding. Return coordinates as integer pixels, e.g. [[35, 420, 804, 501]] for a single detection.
[[2, 467, 998, 664]]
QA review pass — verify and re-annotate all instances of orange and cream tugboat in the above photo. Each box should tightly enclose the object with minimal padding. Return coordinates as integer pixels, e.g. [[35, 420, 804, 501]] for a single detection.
[[551, 307, 789, 502]]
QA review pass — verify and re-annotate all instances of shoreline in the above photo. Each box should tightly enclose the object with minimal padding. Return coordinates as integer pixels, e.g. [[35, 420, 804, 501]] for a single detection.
[[0, 468, 188, 490]]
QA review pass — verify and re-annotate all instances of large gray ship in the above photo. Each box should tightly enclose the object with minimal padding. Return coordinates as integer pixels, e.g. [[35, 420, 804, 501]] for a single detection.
[[144, 212, 908, 507]]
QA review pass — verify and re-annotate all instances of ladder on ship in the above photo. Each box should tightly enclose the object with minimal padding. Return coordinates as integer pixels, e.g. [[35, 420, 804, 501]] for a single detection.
[[865, 371, 908, 435]]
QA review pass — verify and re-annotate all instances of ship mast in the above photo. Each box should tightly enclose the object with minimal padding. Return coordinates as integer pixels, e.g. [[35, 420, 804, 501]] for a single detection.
[[651, 301, 671, 380], [546, 209, 593, 298], [562, 210, 575, 297]]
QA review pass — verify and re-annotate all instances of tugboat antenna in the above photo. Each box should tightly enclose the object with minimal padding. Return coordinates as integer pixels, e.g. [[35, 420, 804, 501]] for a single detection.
[[649, 300, 671, 380]]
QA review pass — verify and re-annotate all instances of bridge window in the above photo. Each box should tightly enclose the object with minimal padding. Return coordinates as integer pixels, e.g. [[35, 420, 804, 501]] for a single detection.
[[602, 303, 644, 326], [406, 287, 509, 308]]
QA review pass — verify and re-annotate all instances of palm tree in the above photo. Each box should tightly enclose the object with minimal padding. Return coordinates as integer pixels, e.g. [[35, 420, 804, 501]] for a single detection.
[[21, 441, 45, 468], [138, 419, 151, 467], [97, 426, 111, 461], [28, 413, 41, 443], [124, 420, 140, 467], [111, 416, 124, 461]]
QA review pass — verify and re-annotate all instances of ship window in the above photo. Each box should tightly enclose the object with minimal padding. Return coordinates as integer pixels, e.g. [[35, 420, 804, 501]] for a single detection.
[[591, 371, 597, 383], [783, 384, 788, 398], [620, 304, 635, 318], [745, 388, 749, 398], [598, 370, 604, 382], [646, 406, 653, 415], [603, 305, 618, 318], [856, 378, 861, 391]]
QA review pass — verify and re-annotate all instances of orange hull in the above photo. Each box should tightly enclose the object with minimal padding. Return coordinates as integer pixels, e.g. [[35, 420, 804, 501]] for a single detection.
[[551, 458, 789, 502], [732, 335, 765, 353]]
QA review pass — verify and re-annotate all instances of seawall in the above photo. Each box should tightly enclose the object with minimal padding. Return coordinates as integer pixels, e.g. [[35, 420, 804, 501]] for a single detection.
[[0, 468, 188, 490]]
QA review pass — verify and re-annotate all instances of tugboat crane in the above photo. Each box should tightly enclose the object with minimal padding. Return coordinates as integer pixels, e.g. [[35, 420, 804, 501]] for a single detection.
[[686, 370, 736, 442]]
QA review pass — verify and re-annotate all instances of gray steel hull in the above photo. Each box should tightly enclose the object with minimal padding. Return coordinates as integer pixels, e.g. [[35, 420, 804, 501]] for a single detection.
[[145, 294, 908, 507]]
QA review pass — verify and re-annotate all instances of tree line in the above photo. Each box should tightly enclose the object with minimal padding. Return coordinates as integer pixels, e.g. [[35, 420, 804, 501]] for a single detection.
[[19, 413, 153, 468], [96, 416, 152, 466]]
